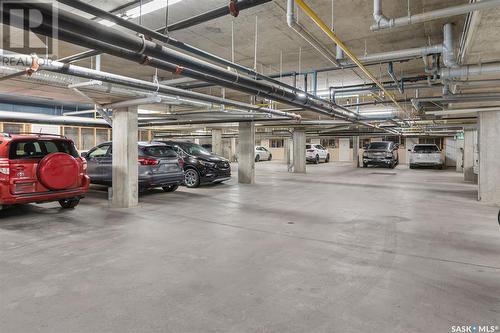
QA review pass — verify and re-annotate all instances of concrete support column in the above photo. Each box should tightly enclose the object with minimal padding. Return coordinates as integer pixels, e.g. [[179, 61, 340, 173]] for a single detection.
[[238, 122, 255, 184], [352, 136, 360, 167], [478, 112, 500, 204], [212, 129, 223, 156], [230, 138, 237, 162], [464, 129, 478, 183], [293, 129, 306, 173], [112, 106, 138, 208]]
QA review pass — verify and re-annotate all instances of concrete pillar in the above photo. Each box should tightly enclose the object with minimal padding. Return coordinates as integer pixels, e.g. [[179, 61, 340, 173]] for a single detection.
[[352, 136, 360, 167], [212, 129, 223, 156], [464, 129, 478, 183], [238, 122, 255, 184], [478, 112, 500, 204], [293, 129, 306, 173], [111, 106, 138, 208], [230, 138, 237, 162]]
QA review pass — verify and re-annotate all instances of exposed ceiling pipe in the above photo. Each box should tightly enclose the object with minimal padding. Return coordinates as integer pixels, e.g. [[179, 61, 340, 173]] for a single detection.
[[7, 5, 361, 122], [426, 107, 500, 116], [440, 62, 500, 79], [139, 117, 293, 127], [103, 96, 162, 110], [371, 0, 500, 31], [57, 50, 102, 63], [1, 53, 301, 121], [286, 0, 340, 67], [54, 0, 297, 94], [161, 0, 273, 32], [0, 110, 109, 127], [292, 0, 409, 123], [442, 23, 458, 68]]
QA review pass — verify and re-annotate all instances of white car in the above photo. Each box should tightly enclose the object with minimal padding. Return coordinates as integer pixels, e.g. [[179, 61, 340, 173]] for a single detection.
[[409, 144, 444, 169], [255, 146, 272, 162], [306, 144, 330, 164]]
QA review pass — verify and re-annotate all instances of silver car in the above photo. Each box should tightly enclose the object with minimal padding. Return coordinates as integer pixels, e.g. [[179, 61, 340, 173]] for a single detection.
[[84, 142, 185, 192]]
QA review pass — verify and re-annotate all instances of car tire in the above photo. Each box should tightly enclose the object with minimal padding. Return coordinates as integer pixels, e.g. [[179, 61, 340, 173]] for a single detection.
[[184, 169, 200, 188], [162, 184, 179, 192], [255, 155, 260, 162], [438, 165, 444, 170], [325, 154, 330, 163], [268, 154, 272, 161], [315, 155, 320, 164], [59, 198, 80, 209], [363, 163, 368, 168], [409, 164, 414, 169], [390, 161, 396, 169]]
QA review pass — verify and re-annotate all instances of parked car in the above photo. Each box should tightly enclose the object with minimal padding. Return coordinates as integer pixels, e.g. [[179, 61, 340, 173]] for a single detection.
[[306, 144, 330, 164], [84, 142, 184, 192], [255, 146, 272, 162], [363, 141, 399, 168], [408, 144, 444, 169], [156, 141, 231, 188], [0, 133, 89, 210]]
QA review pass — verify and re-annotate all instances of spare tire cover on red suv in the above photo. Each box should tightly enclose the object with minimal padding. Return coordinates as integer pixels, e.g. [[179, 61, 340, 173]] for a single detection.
[[37, 153, 79, 190]]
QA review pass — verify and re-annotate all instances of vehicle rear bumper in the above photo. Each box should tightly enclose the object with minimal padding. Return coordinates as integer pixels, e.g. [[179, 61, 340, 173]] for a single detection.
[[0, 187, 88, 205], [139, 172, 184, 188]]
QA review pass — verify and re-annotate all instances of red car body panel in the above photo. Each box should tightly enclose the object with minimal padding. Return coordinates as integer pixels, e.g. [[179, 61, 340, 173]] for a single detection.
[[0, 134, 89, 207]]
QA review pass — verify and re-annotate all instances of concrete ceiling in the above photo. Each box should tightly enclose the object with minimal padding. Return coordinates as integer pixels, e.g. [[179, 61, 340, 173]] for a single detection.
[[1, 0, 500, 130]]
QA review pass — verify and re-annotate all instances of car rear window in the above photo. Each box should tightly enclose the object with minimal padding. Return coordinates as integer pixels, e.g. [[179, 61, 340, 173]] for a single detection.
[[9, 140, 79, 159], [367, 142, 390, 150], [414, 145, 440, 153], [142, 145, 178, 158], [306, 145, 312, 149]]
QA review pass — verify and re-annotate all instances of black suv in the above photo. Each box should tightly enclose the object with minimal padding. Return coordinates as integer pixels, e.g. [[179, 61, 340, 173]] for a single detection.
[[156, 141, 231, 188], [362, 141, 399, 168]]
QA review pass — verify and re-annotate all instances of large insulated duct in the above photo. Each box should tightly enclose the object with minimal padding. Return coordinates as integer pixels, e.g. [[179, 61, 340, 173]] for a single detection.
[[162, 0, 272, 32], [440, 62, 500, 80], [371, 0, 500, 31], [442, 23, 458, 68]]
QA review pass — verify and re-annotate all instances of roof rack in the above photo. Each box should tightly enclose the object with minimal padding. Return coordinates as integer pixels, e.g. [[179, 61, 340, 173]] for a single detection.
[[3, 132, 68, 139]]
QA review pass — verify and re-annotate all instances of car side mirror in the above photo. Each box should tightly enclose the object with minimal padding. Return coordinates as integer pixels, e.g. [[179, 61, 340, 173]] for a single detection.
[[81, 152, 88, 158]]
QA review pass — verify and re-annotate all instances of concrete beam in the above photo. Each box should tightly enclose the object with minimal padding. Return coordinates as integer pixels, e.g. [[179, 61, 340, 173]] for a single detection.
[[478, 111, 500, 205], [111, 106, 138, 208], [238, 122, 255, 184], [464, 129, 478, 183], [293, 129, 306, 173], [212, 129, 223, 156]]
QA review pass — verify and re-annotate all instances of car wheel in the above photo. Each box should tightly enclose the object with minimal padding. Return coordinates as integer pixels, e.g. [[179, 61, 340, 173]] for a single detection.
[[409, 164, 414, 169], [315, 155, 320, 164], [162, 184, 179, 192], [438, 165, 444, 170], [325, 154, 330, 163], [363, 163, 368, 168], [59, 198, 80, 209], [184, 169, 200, 188], [268, 154, 272, 161], [390, 161, 396, 169], [255, 155, 260, 162]]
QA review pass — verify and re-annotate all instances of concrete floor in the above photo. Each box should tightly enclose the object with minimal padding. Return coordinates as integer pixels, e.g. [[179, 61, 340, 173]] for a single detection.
[[1, 162, 499, 333]]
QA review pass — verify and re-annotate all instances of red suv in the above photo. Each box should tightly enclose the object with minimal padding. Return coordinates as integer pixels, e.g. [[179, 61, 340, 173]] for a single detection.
[[0, 133, 90, 210]]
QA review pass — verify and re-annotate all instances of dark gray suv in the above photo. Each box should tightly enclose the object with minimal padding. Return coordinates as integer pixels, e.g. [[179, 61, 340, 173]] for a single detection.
[[362, 141, 399, 168], [84, 142, 184, 192]]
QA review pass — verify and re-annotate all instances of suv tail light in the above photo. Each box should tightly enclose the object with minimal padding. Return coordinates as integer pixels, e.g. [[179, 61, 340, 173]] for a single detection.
[[138, 157, 159, 166], [178, 158, 184, 168], [0, 158, 9, 179]]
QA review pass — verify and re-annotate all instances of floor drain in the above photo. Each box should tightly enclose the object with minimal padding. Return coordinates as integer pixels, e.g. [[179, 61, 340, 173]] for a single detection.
[[287, 221, 295, 224]]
